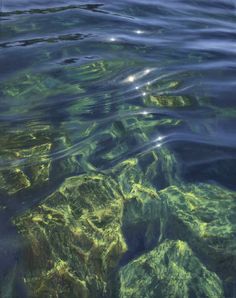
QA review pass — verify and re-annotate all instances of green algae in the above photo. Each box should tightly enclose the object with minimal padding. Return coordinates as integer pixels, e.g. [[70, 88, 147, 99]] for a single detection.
[[119, 240, 224, 298], [109, 148, 180, 194], [0, 126, 53, 196], [9, 165, 236, 297], [1, 60, 234, 297], [160, 183, 236, 281], [121, 183, 162, 256], [2, 71, 84, 102], [13, 174, 127, 298], [142, 80, 195, 108], [1, 113, 234, 297], [144, 94, 192, 108], [0, 169, 31, 195]]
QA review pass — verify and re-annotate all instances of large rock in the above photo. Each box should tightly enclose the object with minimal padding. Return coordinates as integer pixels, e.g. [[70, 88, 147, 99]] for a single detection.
[[119, 240, 224, 298], [160, 183, 236, 283], [13, 174, 127, 298]]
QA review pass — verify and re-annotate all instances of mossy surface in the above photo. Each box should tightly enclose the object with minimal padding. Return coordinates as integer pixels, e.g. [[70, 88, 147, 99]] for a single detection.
[[119, 240, 224, 298], [10, 162, 236, 297], [0, 128, 52, 196], [160, 183, 236, 280], [14, 174, 127, 298]]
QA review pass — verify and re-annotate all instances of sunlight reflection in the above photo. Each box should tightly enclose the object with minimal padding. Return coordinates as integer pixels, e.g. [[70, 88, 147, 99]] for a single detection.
[[154, 135, 165, 149], [123, 68, 154, 84], [127, 75, 135, 83], [135, 30, 144, 34], [144, 69, 151, 75]]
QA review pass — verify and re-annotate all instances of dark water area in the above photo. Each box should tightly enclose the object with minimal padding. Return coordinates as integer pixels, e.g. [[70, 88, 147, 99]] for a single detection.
[[0, 0, 236, 297]]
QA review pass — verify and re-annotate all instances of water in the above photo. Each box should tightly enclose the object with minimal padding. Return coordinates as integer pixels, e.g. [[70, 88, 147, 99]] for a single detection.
[[0, 0, 236, 297]]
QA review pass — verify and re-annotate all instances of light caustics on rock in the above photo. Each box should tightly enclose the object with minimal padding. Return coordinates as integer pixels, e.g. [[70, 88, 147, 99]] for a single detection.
[[8, 162, 236, 298]]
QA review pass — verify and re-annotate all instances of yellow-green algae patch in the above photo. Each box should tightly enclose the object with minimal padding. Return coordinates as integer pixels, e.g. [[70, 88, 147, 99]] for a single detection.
[[143, 80, 194, 108], [144, 94, 192, 108], [121, 183, 162, 256], [0, 168, 31, 195], [0, 127, 53, 195], [119, 240, 224, 298], [10, 155, 236, 297], [2, 71, 84, 103], [160, 183, 236, 280], [109, 149, 179, 195], [13, 174, 127, 298]]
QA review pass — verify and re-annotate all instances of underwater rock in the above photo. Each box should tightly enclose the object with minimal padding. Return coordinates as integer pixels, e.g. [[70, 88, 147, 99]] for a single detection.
[[0, 142, 52, 196], [110, 158, 147, 196], [142, 80, 194, 108], [121, 183, 162, 262], [139, 149, 180, 189], [119, 240, 224, 298], [19, 142, 52, 186], [2, 71, 84, 104], [50, 135, 80, 180], [0, 169, 31, 195], [160, 183, 236, 280], [14, 174, 127, 298], [144, 94, 192, 108], [110, 149, 180, 195]]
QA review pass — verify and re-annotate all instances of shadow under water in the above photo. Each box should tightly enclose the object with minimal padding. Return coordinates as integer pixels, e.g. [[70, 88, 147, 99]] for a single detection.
[[0, 0, 236, 297]]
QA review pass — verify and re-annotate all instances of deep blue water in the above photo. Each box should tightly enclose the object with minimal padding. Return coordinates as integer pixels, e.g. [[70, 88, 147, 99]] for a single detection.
[[0, 0, 236, 297]]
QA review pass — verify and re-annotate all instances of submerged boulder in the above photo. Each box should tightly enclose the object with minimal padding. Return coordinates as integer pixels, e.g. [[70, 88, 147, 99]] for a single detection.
[[160, 183, 236, 283], [120, 181, 236, 297], [14, 174, 127, 298], [119, 240, 224, 298]]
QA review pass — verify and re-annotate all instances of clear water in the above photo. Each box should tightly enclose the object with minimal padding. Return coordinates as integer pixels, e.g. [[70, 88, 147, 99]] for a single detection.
[[0, 0, 236, 297]]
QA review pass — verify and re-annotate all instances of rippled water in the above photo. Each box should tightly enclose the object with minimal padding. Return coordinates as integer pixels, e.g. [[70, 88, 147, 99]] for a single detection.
[[0, 0, 236, 297]]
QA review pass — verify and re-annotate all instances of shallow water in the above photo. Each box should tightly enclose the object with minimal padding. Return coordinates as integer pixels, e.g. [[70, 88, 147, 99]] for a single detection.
[[0, 0, 236, 297]]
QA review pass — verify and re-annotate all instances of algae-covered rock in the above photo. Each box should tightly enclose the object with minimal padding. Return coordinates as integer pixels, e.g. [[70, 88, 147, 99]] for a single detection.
[[50, 135, 80, 180], [110, 158, 147, 196], [139, 148, 180, 189], [0, 169, 31, 195], [1, 71, 84, 104], [121, 184, 162, 261], [0, 141, 52, 196], [160, 183, 236, 279], [14, 174, 127, 298], [142, 80, 195, 108], [0, 124, 53, 194], [119, 240, 224, 298], [145, 94, 192, 108], [110, 149, 179, 195]]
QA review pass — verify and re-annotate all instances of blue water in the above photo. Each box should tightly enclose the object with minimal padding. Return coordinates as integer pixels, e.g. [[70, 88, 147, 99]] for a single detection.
[[0, 0, 236, 297]]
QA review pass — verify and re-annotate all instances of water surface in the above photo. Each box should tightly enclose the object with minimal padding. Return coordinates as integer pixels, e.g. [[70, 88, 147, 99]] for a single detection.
[[0, 0, 236, 297]]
